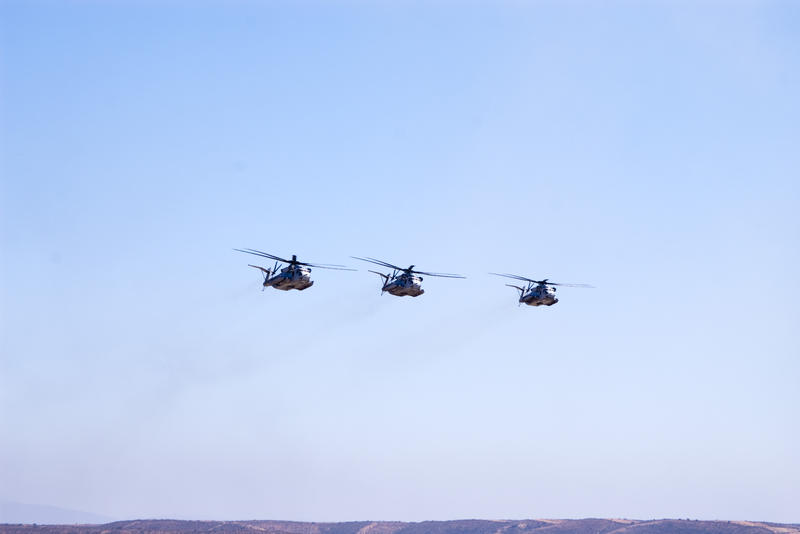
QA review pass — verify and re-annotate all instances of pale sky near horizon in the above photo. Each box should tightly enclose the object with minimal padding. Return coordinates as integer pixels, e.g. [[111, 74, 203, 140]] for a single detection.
[[1, 0, 799, 524]]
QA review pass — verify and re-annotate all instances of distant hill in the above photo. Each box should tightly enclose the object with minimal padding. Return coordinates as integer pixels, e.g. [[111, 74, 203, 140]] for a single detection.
[[1, 518, 799, 534], [0, 500, 114, 525]]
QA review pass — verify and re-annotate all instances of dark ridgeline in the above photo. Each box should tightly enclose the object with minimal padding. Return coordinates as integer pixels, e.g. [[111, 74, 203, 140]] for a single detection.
[[1, 519, 799, 534]]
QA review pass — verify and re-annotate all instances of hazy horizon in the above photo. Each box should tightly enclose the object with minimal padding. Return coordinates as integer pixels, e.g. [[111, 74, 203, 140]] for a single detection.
[[1, 0, 798, 524]]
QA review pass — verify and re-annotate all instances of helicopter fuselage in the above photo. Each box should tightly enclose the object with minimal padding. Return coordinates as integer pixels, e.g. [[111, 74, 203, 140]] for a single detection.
[[520, 284, 559, 306], [383, 273, 425, 297], [264, 265, 314, 291]]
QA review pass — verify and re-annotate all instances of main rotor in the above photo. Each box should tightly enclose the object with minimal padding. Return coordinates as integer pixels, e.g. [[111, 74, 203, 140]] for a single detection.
[[352, 257, 465, 278], [489, 273, 594, 288], [235, 249, 356, 270]]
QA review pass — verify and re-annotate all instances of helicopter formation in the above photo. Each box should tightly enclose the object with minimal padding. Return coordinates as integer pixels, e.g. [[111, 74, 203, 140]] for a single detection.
[[236, 248, 593, 307]]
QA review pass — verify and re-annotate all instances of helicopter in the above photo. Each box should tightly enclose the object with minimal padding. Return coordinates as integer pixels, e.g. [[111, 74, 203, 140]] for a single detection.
[[489, 273, 593, 306], [235, 249, 355, 291], [352, 257, 465, 297]]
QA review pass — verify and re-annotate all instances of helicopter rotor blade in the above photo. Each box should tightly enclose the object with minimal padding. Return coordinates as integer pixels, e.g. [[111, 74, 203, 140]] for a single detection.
[[368, 270, 390, 294], [302, 263, 357, 271], [296, 261, 355, 270], [351, 256, 406, 272], [368, 270, 390, 289], [292, 258, 355, 269], [505, 284, 525, 306], [237, 249, 354, 271], [489, 272, 592, 287], [248, 264, 272, 275], [489, 272, 538, 283], [412, 270, 466, 278], [235, 248, 291, 264], [368, 270, 390, 281], [353, 257, 464, 278]]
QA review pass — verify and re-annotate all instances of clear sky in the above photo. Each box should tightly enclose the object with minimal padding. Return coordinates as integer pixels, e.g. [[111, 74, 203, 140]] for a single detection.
[[1, 0, 798, 524]]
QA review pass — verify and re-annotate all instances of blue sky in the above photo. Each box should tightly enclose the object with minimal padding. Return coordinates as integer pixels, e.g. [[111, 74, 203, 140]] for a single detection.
[[1, 0, 798, 523]]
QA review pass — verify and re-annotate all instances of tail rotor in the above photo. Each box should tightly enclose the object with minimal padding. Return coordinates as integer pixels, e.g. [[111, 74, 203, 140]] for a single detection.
[[506, 284, 525, 306], [248, 265, 273, 291], [369, 270, 391, 295]]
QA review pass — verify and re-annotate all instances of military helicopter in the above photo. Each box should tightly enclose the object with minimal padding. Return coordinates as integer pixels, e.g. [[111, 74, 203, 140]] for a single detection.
[[235, 249, 355, 291], [490, 273, 593, 306], [352, 257, 465, 297]]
